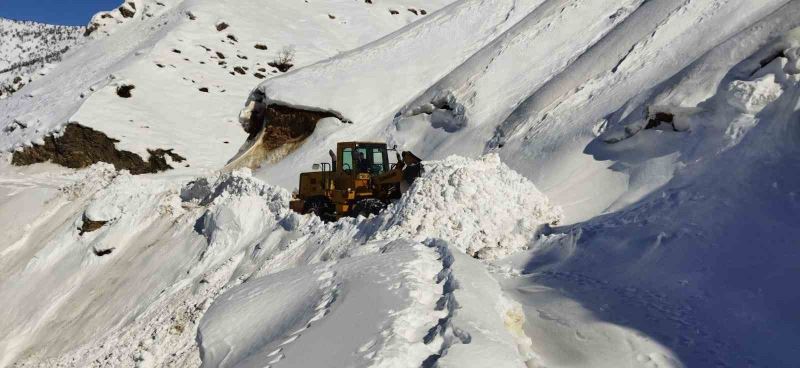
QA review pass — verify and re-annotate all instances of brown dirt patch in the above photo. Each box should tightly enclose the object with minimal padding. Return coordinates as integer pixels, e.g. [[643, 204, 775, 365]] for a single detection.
[[80, 218, 107, 235], [12, 123, 186, 175], [258, 105, 336, 151]]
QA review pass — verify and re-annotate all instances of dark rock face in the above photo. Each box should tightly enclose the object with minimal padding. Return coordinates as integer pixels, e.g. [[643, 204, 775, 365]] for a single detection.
[[646, 112, 675, 130], [119, 3, 136, 18], [267, 61, 293, 73], [116, 84, 135, 98], [259, 105, 336, 151], [79, 217, 107, 235], [12, 123, 185, 175], [84, 23, 98, 37], [93, 248, 114, 256]]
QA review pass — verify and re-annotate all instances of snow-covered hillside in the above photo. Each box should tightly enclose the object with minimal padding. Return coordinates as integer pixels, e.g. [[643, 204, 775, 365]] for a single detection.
[[0, 18, 83, 99], [0, 0, 451, 171], [2, 0, 800, 367]]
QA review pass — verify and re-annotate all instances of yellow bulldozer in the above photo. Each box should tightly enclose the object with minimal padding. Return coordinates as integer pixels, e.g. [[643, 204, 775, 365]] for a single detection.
[[289, 142, 423, 220]]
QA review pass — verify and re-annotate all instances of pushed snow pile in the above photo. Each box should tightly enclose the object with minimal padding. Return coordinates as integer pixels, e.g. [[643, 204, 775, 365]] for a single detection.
[[181, 168, 290, 208], [726, 74, 784, 114], [182, 169, 291, 263], [374, 154, 563, 259]]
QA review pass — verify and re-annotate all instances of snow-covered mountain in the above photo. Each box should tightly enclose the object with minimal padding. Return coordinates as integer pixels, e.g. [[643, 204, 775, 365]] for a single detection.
[[0, 18, 83, 99], [2, 0, 800, 367]]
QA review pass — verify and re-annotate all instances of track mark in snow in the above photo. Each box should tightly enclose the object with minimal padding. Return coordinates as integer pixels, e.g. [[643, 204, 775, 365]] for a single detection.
[[531, 270, 720, 361], [270, 262, 340, 364], [420, 240, 471, 366]]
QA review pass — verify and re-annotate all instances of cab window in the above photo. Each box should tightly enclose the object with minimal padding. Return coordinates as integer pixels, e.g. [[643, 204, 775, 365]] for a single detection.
[[355, 147, 370, 173], [342, 148, 353, 172], [371, 148, 386, 174]]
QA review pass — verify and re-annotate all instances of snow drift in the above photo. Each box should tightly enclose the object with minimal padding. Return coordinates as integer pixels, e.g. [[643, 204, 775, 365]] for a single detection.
[[3, 1, 800, 367], [371, 154, 563, 259], [0, 153, 556, 366]]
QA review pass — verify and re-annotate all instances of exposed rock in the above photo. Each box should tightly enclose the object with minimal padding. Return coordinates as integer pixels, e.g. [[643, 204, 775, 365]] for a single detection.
[[12, 123, 185, 174], [80, 217, 107, 235], [92, 247, 114, 256], [84, 23, 99, 37], [119, 4, 136, 18], [259, 105, 336, 150], [233, 66, 246, 75], [215, 21, 229, 32], [267, 61, 293, 73], [116, 84, 135, 98], [646, 112, 674, 130], [228, 104, 339, 169], [254, 43, 268, 50]]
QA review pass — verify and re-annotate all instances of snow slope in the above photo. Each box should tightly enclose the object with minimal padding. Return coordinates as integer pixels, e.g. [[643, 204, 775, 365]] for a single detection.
[[497, 29, 800, 367], [0, 154, 561, 367], [2, 1, 800, 368], [0, 18, 83, 99], [0, 0, 454, 170], [248, 0, 797, 223]]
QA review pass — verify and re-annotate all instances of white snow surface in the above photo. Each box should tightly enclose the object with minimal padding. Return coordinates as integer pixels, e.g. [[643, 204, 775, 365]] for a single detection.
[[2, 1, 800, 368], [0, 155, 552, 367], [0, 18, 83, 99], [0, 0, 454, 169], [371, 154, 563, 259]]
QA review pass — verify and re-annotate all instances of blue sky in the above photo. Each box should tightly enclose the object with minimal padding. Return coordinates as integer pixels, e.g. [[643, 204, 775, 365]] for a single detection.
[[0, 0, 121, 26]]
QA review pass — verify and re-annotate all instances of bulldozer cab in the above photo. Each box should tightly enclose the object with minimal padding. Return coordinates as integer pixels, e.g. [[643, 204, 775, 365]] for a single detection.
[[338, 142, 390, 176]]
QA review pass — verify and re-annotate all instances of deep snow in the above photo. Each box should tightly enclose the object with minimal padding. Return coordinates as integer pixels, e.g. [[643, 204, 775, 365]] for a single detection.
[[2, 0, 800, 367]]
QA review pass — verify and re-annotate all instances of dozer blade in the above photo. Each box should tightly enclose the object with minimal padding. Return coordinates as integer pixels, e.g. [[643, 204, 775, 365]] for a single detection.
[[400, 151, 423, 193]]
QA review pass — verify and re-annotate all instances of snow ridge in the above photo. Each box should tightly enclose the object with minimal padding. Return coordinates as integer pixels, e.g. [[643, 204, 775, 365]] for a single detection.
[[0, 18, 83, 99]]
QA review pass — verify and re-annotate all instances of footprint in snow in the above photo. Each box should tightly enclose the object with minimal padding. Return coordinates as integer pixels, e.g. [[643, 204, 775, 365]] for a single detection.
[[267, 264, 340, 364]]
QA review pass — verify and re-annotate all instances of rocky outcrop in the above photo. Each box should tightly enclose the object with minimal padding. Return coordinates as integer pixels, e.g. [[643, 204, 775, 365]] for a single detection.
[[258, 105, 336, 150], [12, 123, 185, 174], [226, 104, 338, 170]]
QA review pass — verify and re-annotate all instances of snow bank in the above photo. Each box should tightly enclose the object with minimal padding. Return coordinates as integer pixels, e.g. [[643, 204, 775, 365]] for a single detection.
[[199, 238, 532, 368], [726, 74, 784, 114], [198, 242, 449, 368], [252, 0, 539, 125], [373, 154, 563, 259]]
